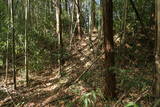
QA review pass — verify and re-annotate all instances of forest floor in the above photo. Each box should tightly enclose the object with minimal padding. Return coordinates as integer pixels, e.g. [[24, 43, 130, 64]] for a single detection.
[[0, 31, 155, 107]]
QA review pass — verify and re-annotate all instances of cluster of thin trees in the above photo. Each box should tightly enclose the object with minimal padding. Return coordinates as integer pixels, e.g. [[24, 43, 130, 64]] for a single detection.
[[4, 0, 160, 99]]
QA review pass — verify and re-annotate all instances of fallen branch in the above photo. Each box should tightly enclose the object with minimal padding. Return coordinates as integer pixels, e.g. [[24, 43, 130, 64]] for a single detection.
[[73, 52, 104, 84], [135, 90, 149, 103]]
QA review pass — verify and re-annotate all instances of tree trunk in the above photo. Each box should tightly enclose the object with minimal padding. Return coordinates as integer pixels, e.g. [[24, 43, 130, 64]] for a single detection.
[[102, 0, 116, 98], [120, 0, 128, 45], [91, 0, 96, 30], [10, 0, 16, 89], [69, 1, 75, 49], [25, 0, 29, 87], [154, 0, 160, 98], [75, 0, 81, 38], [55, 0, 63, 75], [5, 0, 10, 84]]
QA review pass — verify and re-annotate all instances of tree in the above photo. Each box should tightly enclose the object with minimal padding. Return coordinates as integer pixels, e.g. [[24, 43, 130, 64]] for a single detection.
[[55, 0, 63, 74], [75, 0, 82, 38], [69, 0, 75, 49], [25, 0, 29, 86], [154, 0, 160, 98], [10, 0, 16, 89], [5, 0, 10, 84], [102, 0, 116, 98], [91, 0, 96, 30]]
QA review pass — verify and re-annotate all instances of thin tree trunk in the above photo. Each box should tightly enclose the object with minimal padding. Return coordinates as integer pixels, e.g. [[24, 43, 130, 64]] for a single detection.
[[75, 0, 81, 38], [70, 1, 74, 36], [100, 0, 103, 36], [55, 0, 63, 75], [10, 0, 16, 89], [69, 1, 75, 49], [5, 30, 9, 84], [154, 0, 160, 98], [25, 0, 29, 87], [91, 0, 96, 30], [5, 0, 10, 84], [102, 0, 116, 98], [89, 0, 91, 33]]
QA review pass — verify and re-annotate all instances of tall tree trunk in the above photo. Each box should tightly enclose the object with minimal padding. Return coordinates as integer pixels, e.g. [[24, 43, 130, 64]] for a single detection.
[[100, 0, 103, 36], [102, 0, 116, 98], [69, 1, 75, 49], [154, 0, 160, 98], [89, 0, 91, 33], [5, 0, 10, 84], [25, 0, 29, 87], [55, 0, 63, 75], [70, 1, 74, 36], [75, 0, 81, 38], [91, 0, 96, 30], [10, 0, 16, 89]]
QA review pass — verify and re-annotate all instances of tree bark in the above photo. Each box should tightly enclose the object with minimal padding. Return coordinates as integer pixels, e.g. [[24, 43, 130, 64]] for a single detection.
[[91, 0, 96, 30], [5, 0, 10, 84], [55, 0, 63, 74], [10, 0, 16, 89], [154, 0, 160, 98], [69, 0, 75, 49], [75, 0, 81, 38], [25, 0, 29, 87], [102, 0, 116, 98]]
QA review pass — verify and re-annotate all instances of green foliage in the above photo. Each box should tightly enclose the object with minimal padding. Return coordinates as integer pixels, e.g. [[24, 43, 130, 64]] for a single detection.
[[119, 72, 151, 91], [125, 102, 139, 107], [0, 59, 3, 66], [153, 99, 160, 107], [66, 102, 75, 107], [0, 0, 155, 106], [78, 88, 104, 107], [110, 67, 132, 73], [112, 66, 151, 91], [16, 102, 25, 107], [66, 88, 104, 107]]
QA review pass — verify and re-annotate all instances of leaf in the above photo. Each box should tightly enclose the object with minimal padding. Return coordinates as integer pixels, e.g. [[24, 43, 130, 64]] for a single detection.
[[125, 102, 139, 107], [92, 91, 97, 101], [84, 98, 88, 107]]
